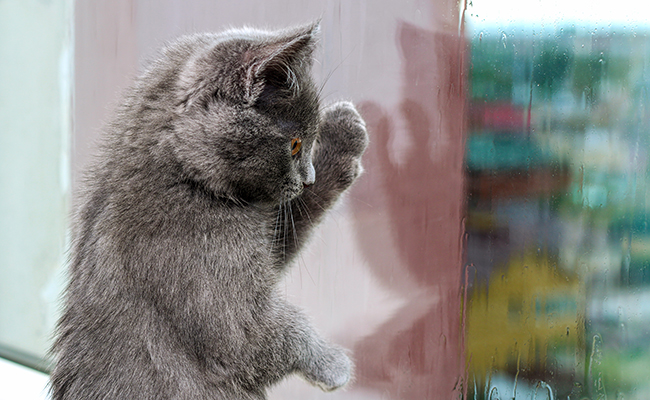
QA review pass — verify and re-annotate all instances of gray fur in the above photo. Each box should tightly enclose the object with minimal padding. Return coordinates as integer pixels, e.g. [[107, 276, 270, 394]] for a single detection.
[[50, 23, 368, 400]]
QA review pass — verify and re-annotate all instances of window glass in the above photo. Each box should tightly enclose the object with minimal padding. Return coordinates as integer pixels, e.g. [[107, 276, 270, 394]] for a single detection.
[[464, 1, 650, 398], [0, 0, 72, 370]]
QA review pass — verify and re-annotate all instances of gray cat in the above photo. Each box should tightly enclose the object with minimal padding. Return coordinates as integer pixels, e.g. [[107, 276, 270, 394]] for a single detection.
[[50, 23, 367, 400]]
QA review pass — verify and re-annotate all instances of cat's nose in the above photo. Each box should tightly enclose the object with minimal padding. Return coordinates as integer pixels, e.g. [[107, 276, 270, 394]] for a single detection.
[[303, 178, 315, 188], [303, 163, 316, 187]]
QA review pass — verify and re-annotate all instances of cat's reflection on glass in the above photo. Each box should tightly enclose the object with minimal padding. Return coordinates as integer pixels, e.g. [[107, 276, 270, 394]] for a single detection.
[[351, 22, 466, 399]]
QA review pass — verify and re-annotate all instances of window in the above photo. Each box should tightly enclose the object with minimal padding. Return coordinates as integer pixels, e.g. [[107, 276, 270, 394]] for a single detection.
[[0, 0, 72, 372], [464, 0, 650, 398], [3, 1, 650, 399]]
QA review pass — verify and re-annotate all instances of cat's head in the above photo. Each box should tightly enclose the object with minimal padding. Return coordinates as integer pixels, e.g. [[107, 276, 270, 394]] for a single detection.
[[145, 23, 321, 204]]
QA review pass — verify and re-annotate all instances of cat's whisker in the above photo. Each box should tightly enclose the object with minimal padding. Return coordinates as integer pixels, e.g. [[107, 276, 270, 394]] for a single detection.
[[308, 187, 347, 220], [289, 196, 325, 276], [283, 199, 289, 260], [345, 193, 374, 209], [304, 188, 345, 233], [288, 200, 299, 253], [292, 197, 304, 218], [277, 201, 284, 252], [316, 46, 356, 100], [289, 199, 316, 286], [304, 187, 328, 214], [317, 68, 337, 100], [297, 197, 315, 228], [270, 202, 283, 258]]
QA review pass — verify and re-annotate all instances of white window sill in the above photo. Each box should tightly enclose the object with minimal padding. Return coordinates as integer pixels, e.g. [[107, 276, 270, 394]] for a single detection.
[[0, 358, 49, 400]]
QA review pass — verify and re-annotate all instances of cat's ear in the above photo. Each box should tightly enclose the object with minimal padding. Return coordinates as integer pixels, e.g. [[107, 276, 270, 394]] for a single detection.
[[243, 22, 319, 105]]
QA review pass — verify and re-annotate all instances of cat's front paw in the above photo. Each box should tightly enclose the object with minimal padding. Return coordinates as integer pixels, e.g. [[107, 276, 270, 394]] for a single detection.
[[317, 102, 369, 189], [320, 101, 369, 158], [300, 345, 353, 392]]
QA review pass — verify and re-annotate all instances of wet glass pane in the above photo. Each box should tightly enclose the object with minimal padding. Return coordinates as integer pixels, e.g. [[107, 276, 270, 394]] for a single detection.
[[464, 1, 650, 398]]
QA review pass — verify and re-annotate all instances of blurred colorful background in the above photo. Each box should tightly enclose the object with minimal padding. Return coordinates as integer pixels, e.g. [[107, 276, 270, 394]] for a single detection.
[[463, 20, 650, 399]]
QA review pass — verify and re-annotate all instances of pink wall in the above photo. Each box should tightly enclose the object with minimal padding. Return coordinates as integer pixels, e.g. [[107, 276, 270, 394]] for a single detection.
[[73, 0, 137, 187]]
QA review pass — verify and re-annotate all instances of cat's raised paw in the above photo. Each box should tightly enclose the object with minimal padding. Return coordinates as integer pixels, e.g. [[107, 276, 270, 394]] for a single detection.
[[301, 345, 353, 392], [320, 101, 369, 158]]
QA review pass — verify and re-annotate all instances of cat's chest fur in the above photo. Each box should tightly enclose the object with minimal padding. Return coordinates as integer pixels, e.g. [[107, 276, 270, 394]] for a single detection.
[[107, 176, 281, 278]]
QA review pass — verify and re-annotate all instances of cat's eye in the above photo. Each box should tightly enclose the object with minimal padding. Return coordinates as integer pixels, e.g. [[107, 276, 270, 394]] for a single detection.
[[291, 138, 302, 156]]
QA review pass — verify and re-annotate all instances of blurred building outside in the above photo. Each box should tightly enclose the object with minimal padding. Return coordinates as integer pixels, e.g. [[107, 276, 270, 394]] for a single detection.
[[465, 25, 650, 399]]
